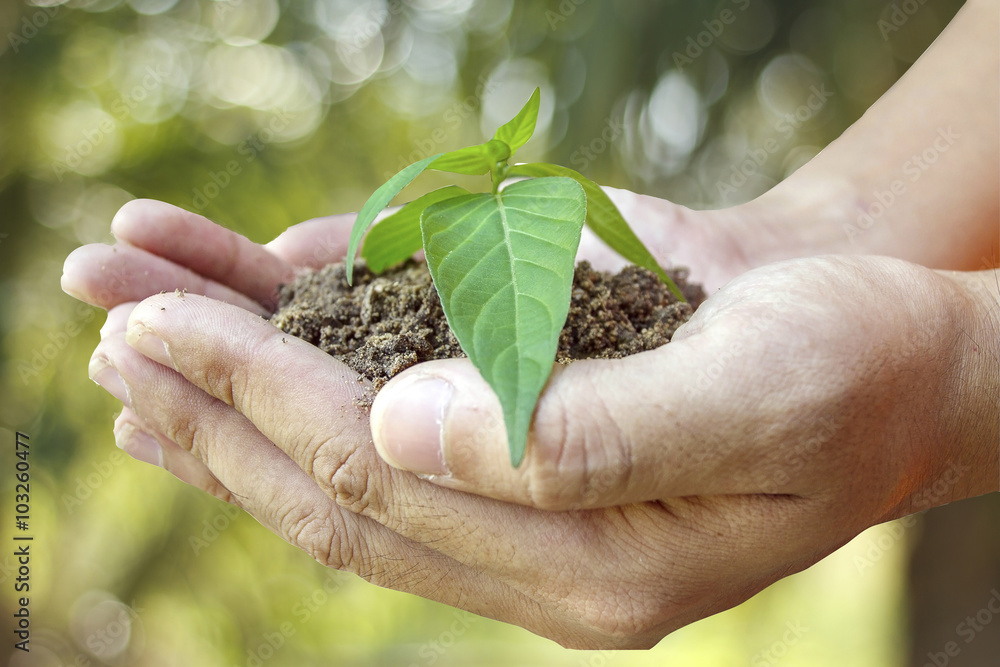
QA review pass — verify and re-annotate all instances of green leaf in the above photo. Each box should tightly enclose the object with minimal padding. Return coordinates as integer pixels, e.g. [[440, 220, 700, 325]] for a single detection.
[[430, 139, 511, 176], [361, 186, 469, 273], [492, 87, 540, 155], [346, 153, 443, 285], [421, 177, 586, 465], [508, 162, 687, 303]]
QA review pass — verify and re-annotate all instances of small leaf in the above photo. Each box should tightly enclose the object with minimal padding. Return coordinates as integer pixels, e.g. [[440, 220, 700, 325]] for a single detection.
[[346, 153, 443, 285], [493, 87, 541, 155], [508, 163, 687, 303], [430, 139, 511, 176], [361, 186, 469, 273], [421, 177, 586, 465]]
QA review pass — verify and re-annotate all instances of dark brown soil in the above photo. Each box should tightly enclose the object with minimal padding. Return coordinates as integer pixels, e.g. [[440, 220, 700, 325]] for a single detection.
[[271, 260, 705, 398]]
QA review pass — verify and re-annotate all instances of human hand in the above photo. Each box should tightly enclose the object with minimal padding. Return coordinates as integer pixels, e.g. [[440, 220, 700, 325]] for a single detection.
[[61, 189, 771, 485], [60, 187, 806, 645], [60, 199, 366, 316], [81, 230, 997, 649], [60, 198, 365, 474], [358, 254, 997, 645]]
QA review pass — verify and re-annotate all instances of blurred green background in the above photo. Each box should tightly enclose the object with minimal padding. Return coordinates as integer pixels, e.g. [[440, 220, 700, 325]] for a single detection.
[[1, 0, 992, 665]]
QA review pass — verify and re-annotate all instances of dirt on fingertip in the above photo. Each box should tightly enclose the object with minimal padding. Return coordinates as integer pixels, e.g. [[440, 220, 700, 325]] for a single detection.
[[270, 260, 705, 405]]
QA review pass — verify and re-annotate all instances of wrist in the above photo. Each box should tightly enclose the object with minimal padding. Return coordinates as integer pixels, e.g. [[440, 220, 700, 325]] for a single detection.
[[921, 269, 1000, 506], [731, 173, 865, 266], [951, 270, 1000, 494]]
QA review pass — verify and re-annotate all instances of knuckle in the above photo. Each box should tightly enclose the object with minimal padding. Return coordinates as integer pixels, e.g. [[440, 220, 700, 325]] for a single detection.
[[529, 376, 632, 510], [571, 593, 667, 649], [298, 431, 349, 483], [527, 387, 583, 510], [328, 448, 389, 520], [201, 356, 244, 408], [161, 403, 207, 455], [280, 501, 354, 571]]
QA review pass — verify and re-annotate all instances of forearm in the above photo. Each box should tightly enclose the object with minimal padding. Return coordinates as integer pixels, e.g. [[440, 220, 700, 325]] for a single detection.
[[744, 0, 999, 270]]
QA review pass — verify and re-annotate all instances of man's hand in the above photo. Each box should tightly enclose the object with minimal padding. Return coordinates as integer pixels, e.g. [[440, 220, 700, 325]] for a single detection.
[[371, 257, 998, 516], [60, 198, 360, 315], [75, 211, 999, 647]]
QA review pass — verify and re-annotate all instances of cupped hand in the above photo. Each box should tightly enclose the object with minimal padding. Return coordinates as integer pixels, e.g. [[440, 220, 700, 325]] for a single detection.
[[61, 191, 742, 482], [359, 254, 996, 644], [80, 212, 996, 648], [63, 190, 763, 647]]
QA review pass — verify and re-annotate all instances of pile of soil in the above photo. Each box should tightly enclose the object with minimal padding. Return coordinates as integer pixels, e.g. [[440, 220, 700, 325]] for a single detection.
[[271, 260, 705, 398]]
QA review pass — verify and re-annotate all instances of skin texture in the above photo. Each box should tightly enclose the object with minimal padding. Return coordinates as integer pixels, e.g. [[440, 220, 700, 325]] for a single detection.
[[62, 0, 998, 650]]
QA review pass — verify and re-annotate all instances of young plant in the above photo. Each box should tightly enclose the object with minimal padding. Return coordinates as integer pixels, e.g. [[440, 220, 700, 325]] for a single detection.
[[346, 88, 685, 466]]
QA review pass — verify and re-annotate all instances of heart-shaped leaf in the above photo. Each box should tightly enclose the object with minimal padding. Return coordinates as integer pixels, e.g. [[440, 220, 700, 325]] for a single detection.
[[492, 87, 540, 154], [346, 153, 443, 285], [421, 177, 586, 465], [508, 162, 686, 302], [361, 186, 469, 273]]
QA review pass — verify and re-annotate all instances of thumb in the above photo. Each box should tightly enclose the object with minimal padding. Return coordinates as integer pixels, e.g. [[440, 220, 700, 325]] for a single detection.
[[370, 344, 740, 510]]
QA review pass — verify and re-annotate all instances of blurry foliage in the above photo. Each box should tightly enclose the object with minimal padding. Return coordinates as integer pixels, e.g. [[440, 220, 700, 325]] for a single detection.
[[0, 0, 964, 664]]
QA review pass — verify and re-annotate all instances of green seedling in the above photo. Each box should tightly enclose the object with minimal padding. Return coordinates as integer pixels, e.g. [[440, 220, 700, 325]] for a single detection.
[[346, 88, 685, 466]]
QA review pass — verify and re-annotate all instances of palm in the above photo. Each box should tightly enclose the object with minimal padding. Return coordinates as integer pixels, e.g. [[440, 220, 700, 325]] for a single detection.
[[583, 187, 756, 292]]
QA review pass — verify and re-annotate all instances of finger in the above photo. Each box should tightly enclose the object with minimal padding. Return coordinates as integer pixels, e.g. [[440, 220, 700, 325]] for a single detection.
[[63, 243, 268, 315], [118, 294, 663, 588], [110, 199, 295, 310], [100, 301, 139, 340], [91, 330, 595, 645], [114, 292, 862, 648], [265, 213, 356, 269], [367, 325, 817, 509], [99, 304, 235, 499], [114, 407, 235, 503]]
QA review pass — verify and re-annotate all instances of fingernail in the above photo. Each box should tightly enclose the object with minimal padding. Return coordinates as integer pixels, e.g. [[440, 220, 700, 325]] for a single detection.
[[373, 376, 451, 475], [126, 325, 175, 369], [114, 422, 162, 467], [92, 365, 131, 406]]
